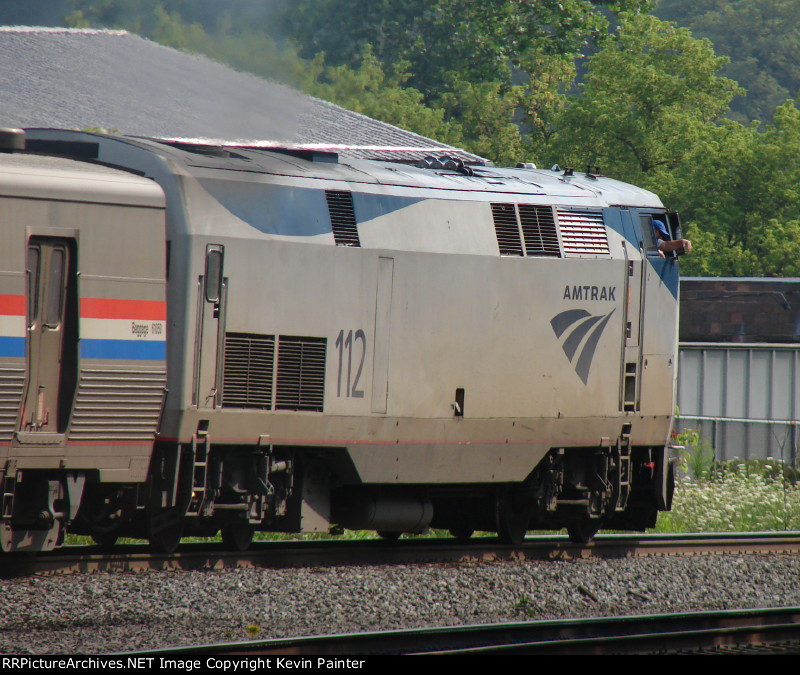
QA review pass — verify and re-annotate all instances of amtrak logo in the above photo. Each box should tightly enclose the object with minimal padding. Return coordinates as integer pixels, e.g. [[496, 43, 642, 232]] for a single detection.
[[550, 309, 616, 384]]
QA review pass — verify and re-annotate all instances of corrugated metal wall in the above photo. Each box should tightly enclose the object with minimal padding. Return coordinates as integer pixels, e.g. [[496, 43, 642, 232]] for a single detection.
[[677, 343, 799, 465]]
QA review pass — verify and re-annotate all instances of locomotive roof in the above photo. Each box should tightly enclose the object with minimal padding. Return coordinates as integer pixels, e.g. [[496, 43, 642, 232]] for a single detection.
[[21, 129, 663, 209], [131, 135, 664, 209]]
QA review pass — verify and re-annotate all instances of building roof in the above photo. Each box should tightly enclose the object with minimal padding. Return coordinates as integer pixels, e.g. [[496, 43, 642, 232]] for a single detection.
[[0, 27, 483, 164]]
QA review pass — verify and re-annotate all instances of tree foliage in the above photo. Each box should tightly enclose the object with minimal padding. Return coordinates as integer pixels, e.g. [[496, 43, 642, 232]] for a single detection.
[[654, 0, 800, 123], [0, 0, 71, 26], [667, 100, 800, 276], [557, 14, 742, 182], [304, 47, 464, 149], [64, 0, 307, 86], [280, 0, 652, 99]]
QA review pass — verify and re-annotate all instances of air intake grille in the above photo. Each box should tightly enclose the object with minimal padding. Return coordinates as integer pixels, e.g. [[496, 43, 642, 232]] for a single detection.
[[492, 203, 562, 257], [557, 209, 610, 256], [326, 190, 360, 247], [276, 336, 327, 411], [68, 368, 166, 441], [491, 203, 523, 256], [0, 368, 24, 441], [222, 333, 275, 409], [519, 205, 560, 257]]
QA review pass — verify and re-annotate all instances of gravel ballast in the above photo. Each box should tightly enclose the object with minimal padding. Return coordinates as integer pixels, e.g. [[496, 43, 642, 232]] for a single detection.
[[3, 554, 800, 654]]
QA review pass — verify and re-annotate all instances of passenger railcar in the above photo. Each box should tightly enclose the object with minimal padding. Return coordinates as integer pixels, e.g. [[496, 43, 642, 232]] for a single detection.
[[0, 128, 682, 552]]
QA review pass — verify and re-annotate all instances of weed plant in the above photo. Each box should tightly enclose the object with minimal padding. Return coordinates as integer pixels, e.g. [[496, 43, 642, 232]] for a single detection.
[[656, 429, 800, 532]]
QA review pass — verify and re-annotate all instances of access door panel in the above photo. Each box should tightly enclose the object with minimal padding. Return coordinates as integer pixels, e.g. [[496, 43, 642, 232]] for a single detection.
[[21, 237, 78, 433]]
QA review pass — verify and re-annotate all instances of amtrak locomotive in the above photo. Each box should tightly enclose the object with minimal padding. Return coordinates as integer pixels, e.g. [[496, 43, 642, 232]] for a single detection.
[[0, 128, 681, 553]]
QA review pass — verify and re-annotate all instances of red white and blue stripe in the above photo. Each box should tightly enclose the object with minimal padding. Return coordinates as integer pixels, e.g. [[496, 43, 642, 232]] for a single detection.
[[80, 298, 167, 361], [0, 294, 26, 358], [0, 296, 167, 360]]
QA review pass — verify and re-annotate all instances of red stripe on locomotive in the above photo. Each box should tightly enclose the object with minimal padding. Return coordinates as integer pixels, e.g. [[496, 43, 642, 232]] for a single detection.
[[80, 298, 167, 320]]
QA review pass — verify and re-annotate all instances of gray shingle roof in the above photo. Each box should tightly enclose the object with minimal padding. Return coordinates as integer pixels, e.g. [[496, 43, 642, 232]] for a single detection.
[[0, 27, 483, 163]]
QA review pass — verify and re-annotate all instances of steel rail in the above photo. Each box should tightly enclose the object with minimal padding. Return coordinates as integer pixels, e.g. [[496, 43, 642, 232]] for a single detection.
[[4, 532, 800, 577], [127, 607, 800, 656]]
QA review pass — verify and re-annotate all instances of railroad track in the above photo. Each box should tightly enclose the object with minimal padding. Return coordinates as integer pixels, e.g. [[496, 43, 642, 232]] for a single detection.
[[131, 607, 800, 655], [4, 532, 800, 577]]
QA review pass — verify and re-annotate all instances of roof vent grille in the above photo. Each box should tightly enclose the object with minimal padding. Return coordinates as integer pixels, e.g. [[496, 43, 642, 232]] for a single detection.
[[326, 190, 360, 247], [491, 203, 524, 256], [519, 205, 560, 257]]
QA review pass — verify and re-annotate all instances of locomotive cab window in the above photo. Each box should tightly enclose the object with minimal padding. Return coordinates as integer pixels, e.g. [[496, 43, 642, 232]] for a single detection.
[[639, 214, 673, 257]]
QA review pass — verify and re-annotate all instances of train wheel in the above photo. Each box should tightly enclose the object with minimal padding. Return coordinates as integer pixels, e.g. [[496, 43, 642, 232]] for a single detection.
[[147, 508, 183, 554], [566, 518, 601, 544], [221, 521, 255, 551], [91, 532, 119, 549], [495, 494, 529, 545], [377, 531, 401, 541], [449, 528, 474, 541], [666, 459, 676, 510]]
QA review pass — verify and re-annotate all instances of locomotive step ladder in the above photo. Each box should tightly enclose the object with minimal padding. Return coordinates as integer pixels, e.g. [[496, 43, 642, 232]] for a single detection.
[[1, 465, 16, 520], [613, 435, 632, 512], [186, 434, 210, 517]]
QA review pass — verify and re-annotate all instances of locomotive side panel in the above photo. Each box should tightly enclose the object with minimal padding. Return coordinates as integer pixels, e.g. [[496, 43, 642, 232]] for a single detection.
[[159, 179, 666, 487], [165, 181, 631, 422]]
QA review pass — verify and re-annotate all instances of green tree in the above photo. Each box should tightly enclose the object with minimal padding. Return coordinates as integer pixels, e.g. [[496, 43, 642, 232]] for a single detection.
[[516, 51, 579, 165], [557, 14, 742, 184], [655, 99, 800, 277], [0, 0, 71, 25], [655, 0, 800, 123], [305, 47, 463, 148], [66, 0, 280, 33], [65, 0, 308, 87], [281, 0, 652, 100], [437, 76, 525, 166]]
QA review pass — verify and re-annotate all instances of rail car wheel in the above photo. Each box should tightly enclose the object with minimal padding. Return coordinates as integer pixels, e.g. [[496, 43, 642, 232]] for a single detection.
[[566, 518, 601, 544], [91, 532, 119, 549], [449, 528, 474, 541], [377, 531, 401, 541], [666, 459, 676, 511], [495, 494, 529, 545], [147, 508, 184, 554], [221, 521, 255, 552]]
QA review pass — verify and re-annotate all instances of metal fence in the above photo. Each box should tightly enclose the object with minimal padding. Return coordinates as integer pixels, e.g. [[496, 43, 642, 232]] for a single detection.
[[676, 343, 800, 466]]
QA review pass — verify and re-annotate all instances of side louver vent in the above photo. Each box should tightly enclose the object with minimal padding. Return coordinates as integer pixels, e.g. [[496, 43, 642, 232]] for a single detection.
[[276, 336, 327, 411], [491, 203, 561, 257], [557, 209, 610, 256], [519, 205, 560, 257], [0, 368, 25, 441], [222, 333, 275, 409], [69, 368, 166, 441], [326, 190, 361, 247], [491, 203, 524, 256]]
